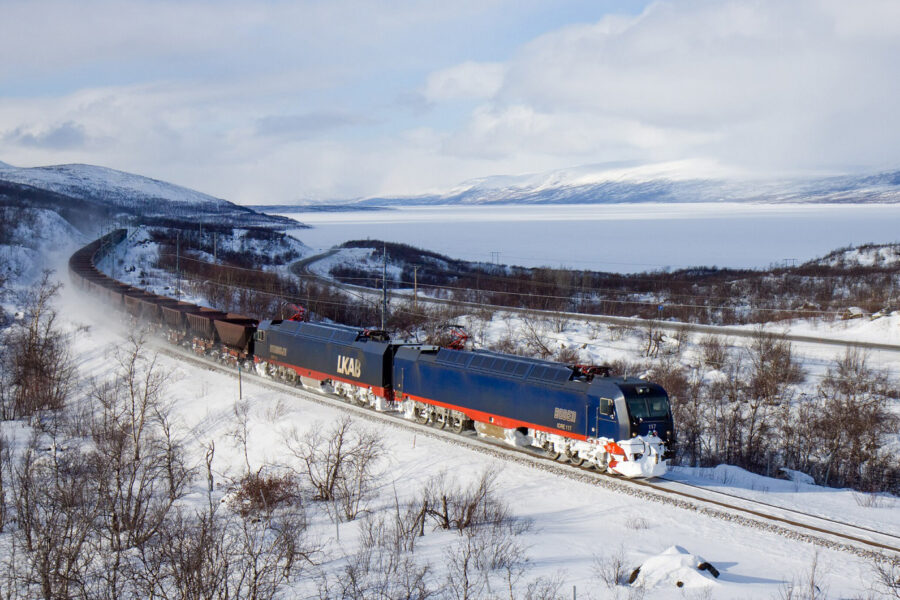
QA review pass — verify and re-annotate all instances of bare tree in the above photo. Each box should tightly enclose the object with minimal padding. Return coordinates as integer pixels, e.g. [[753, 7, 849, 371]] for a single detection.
[[0, 272, 76, 419], [14, 430, 98, 600], [90, 335, 190, 552], [519, 316, 554, 359], [641, 321, 663, 358], [812, 349, 899, 489], [287, 416, 384, 520]]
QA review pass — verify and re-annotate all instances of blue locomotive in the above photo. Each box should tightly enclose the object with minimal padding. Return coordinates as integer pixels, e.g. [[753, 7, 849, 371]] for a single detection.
[[253, 318, 673, 478]]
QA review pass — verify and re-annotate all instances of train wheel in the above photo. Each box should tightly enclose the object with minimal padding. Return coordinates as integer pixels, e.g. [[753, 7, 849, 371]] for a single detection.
[[414, 407, 429, 425], [566, 451, 585, 467], [450, 416, 465, 434], [545, 446, 561, 460]]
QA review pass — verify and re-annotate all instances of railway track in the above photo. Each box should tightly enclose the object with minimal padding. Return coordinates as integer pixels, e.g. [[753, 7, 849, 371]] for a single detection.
[[156, 336, 900, 561]]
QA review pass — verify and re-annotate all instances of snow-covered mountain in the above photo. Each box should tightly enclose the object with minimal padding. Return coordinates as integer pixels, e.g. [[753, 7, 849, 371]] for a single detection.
[[0, 161, 298, 231], [0, 162, 224, 209], [344, 163, 900, 206]]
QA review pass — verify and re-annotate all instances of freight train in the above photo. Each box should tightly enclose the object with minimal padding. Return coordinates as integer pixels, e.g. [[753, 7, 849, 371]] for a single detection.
[[69, 230, 674, 478]]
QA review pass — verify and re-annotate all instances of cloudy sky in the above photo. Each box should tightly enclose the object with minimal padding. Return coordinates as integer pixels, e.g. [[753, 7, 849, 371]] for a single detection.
[[2, 0, 899, 204]]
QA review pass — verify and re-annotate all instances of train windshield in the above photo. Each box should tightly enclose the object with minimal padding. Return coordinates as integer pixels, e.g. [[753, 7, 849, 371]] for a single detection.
[[626, 395, 670, 420]]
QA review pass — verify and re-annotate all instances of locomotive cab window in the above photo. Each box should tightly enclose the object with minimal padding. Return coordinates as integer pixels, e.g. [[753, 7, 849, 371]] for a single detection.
[[254, 331, 266, 342], [626, 395, 670, 420], [599, 398, 614, 416]]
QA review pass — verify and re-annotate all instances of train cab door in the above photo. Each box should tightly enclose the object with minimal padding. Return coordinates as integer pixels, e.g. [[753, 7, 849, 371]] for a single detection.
[[596, 397, 617, 439]]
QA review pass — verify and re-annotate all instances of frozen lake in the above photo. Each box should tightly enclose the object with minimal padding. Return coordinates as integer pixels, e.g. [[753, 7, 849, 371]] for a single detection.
[[277, 203, 900, 273]]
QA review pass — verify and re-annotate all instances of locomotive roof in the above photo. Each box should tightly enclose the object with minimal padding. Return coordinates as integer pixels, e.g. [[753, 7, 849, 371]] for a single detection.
[[426, 347, 644, 387], [260, 319, 388, 344]]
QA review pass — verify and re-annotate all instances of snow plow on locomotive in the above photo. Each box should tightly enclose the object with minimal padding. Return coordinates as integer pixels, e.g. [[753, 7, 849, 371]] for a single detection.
[[68, 230, 675, 478]]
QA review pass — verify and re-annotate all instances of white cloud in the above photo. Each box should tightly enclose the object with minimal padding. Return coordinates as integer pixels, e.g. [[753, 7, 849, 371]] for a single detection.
[[1, 0, 899, 201], [422, 61, 505, 102], [437, 0, 900, 176]]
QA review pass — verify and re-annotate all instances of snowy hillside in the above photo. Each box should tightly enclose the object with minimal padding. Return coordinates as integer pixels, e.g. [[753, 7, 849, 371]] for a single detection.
[[811, 242, 900, 268], [0, 207, 82, 285], [0, 162, 225, 208], [329, 163, 900, 206], [0, 161, 299, 230]]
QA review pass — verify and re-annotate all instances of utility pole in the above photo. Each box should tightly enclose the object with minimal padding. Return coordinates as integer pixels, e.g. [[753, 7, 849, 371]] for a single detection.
[[413, 265, 419, 312], [381, 245, 388, 330], [176, 231, 181, 299]]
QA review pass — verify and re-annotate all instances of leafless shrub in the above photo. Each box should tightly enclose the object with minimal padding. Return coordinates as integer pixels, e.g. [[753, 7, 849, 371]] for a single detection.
[[625, 517, 651, 531], [555, 345, 581, 364], [550, 311, 570, 334], [778, 552, 829, 600], [748, 329, 805, 402], [0, 272, 76, 419], [231, 469, 300, 517], [0, 433, 11, 532], [607, 324, 634, 341], [423, 469, 533, 599], [423, 469, 520, 534], [14, 431, 98, 600], [287, 416, 384, 521], [360, 490, 428, 555], [873, 558, 900, 599], [523, 573, 567, 600], [520, 316, 554, 358], [138, 500, 316, 600], [642, 322, 663, 358], [699, 335, 729, 370], [443, 533, 487, 600], [853, 491, 894, 509], [89, 335, 190, 552], [594, 545, 630, 589], [807, 349, 899, 490], [326, 550, 432, 600], [321, 507, 433, 600]]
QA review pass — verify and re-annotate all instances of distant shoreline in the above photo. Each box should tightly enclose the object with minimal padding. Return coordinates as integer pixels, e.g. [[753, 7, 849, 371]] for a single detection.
[[248, 204, 393, 214]]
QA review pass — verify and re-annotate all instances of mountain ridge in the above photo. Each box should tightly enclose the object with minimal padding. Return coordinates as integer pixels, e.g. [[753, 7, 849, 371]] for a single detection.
[[0, 160, 299, 232], [305, 165, 900, 207]]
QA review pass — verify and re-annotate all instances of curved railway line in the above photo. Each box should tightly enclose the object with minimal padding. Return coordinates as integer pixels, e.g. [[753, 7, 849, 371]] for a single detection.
[[74, 232, 900, 562]]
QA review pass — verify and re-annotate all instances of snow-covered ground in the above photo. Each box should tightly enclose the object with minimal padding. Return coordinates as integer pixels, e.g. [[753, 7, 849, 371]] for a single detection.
[[56, 286, 893, 598], [97, 226, 310, 289], [0, 208, 84, 286], [3, 211, 899, 598]]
